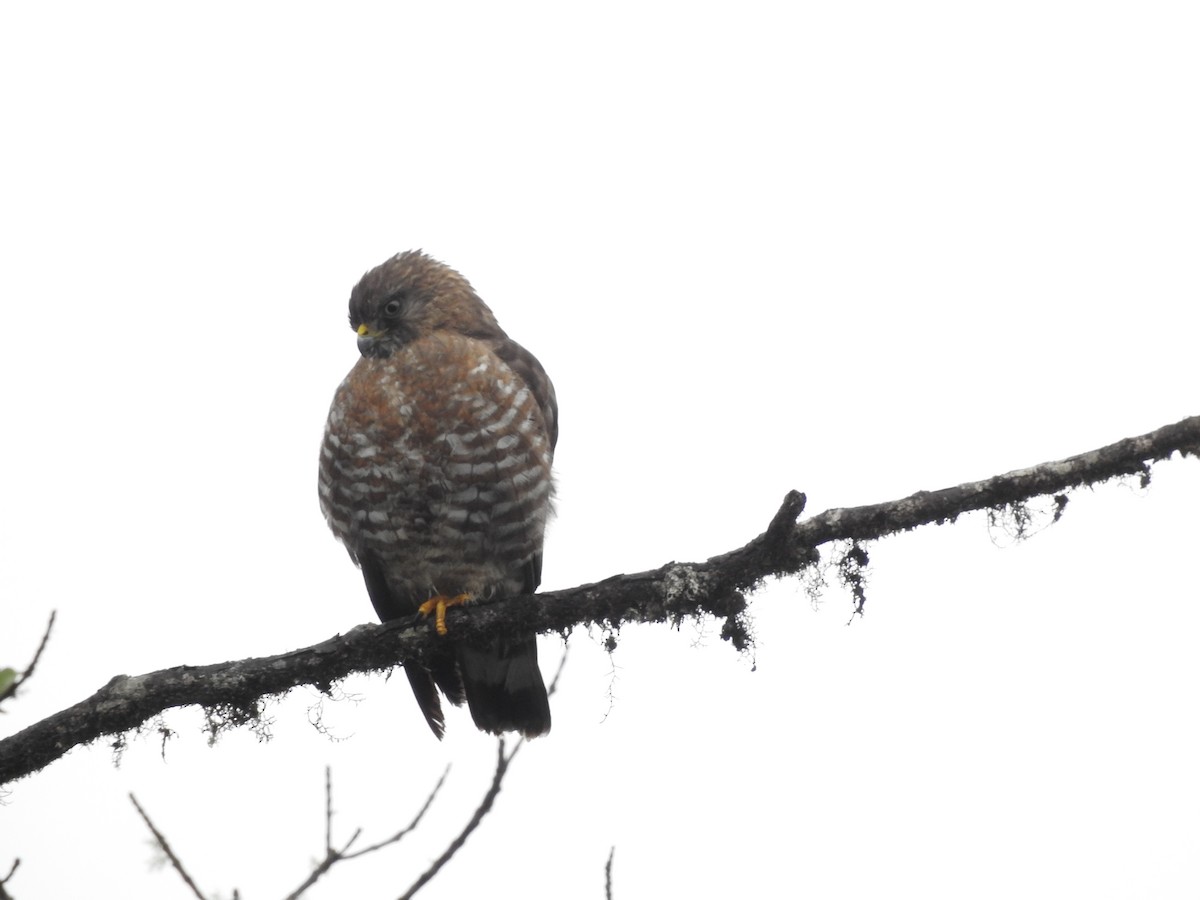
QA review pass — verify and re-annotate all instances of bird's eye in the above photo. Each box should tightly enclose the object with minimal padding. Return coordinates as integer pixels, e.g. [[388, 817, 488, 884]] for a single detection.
[[383, 298, 403, 318]]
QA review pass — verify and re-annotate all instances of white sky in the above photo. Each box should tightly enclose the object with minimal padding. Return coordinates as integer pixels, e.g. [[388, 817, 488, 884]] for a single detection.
[[2, 3, 1199, 898]]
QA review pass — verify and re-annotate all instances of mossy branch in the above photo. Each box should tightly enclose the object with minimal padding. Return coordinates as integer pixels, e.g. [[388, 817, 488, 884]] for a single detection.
[[2, 414, 1197, 786]]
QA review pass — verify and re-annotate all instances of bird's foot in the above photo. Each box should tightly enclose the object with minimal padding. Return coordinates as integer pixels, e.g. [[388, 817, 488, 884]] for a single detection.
[[418, 593, 472, 636]]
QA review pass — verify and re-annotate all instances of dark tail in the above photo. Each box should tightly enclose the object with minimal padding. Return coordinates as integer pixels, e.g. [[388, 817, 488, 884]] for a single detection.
[[361, 553, 467, 740], [456, 636, 551, 738], [404, 665, 447, 740], [359, 553, 550, 739], [403, 651, 467, 740]]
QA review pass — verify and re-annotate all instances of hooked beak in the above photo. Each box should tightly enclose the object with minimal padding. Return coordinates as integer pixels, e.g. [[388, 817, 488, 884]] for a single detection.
[[355, 323, 391, 359]]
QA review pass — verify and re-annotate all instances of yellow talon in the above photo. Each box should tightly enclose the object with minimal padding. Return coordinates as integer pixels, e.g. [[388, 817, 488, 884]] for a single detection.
[[418, 593, 471, 636]]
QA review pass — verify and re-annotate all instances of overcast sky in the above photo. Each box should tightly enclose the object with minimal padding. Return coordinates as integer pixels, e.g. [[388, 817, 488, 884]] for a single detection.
[[2, 3, 1199, 898]]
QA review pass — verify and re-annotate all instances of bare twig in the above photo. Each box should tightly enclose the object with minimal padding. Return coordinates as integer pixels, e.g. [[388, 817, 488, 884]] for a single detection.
[[605, 847, 614, 900], [3, 415, 1198, 785], [128, 793, 207, 900], [392, 651, 566, 899], [0, 858, 19, 900], [545, 646, 569, 698], [325, 765, 333, 854], [398, 738, 521, 900], [281, 764, 450, 900], [393, 649, 569, 900], [340, 766, 449, 859], [0, 611, 56, 708]]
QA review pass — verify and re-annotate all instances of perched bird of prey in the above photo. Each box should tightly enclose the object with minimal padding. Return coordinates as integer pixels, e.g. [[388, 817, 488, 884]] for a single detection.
[[319, 250, 555, 739]]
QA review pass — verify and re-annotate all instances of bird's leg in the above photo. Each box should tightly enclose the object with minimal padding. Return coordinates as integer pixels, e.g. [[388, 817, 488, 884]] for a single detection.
[[418, 593, 472, 636]]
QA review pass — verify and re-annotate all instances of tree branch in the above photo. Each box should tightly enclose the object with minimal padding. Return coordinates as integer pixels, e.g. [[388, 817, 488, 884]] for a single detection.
[[398, 738, 521, 900], [2, 415, 1197, 786], [0, 858, 19, 900], [283, 655, 572, 897], [129, 793, 208, 900], [281, 764, 450, 900], [0, 611, 56, 709]]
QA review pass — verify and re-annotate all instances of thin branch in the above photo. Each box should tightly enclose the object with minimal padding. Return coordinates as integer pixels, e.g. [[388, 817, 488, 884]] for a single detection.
[[280, 827, 359, 900], [325, 765, 333, 854], [2, 415, 1198, 786], [281, 764, 450, 900], [128, 793, 207, 900], [0, 858, 19, 900], [398, 738, 522, 900], [0, 611, 56, 708], [341, 766, 449, 859], [605, 847, 615, 900], [386, 652, 565, 899], [544, 645, 569, 698], [282, 654, 573, 899]]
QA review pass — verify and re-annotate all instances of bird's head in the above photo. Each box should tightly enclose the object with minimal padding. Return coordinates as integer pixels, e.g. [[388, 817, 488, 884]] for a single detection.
[[347, 250, 505, 359]]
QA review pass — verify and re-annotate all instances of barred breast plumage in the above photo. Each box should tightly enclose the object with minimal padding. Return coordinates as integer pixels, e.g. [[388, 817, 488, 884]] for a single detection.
[[318, 250, 556, 739]]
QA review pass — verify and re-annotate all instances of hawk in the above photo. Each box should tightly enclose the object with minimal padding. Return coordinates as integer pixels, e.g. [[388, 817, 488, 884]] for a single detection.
[[318, 250, 555, 739]]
